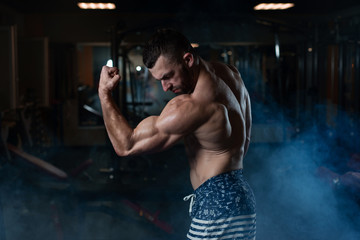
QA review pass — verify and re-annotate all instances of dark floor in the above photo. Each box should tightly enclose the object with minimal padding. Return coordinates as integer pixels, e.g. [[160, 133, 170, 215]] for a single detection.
[[1, 142, 360, 240]]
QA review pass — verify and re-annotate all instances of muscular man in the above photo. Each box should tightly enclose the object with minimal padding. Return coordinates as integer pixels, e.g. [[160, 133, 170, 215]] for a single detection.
[[99, 28, 256, 240]]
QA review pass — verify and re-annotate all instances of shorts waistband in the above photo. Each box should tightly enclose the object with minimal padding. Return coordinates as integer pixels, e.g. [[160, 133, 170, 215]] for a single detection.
[[194, 169, 243, 195]]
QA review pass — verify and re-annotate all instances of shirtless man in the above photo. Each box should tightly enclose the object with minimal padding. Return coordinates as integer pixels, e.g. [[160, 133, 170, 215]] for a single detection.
[[98, 28, 256, 240]]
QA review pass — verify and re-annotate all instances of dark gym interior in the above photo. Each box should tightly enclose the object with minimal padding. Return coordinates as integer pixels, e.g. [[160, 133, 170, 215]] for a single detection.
[[1, 0, 360, 239]]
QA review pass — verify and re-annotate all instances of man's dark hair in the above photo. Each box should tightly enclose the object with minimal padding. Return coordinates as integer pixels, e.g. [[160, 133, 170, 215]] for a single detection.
[[143, 28, 195, 69]]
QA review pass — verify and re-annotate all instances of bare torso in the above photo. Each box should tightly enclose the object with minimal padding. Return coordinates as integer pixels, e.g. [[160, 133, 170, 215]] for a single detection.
[[183, 60, 251, 189]]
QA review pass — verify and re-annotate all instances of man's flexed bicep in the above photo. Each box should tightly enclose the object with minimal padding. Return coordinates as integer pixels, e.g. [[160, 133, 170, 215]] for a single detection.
[[110, 96, 209, 156], [125, 116, 182, 156]]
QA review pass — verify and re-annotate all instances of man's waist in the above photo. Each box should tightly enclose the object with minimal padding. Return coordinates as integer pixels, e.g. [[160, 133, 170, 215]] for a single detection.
[[190, 165, 243, 190]]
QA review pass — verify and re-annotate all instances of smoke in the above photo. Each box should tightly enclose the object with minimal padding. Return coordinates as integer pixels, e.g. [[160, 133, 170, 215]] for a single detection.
[[0, 144, 191, 240], [242, 68, 360, 239]]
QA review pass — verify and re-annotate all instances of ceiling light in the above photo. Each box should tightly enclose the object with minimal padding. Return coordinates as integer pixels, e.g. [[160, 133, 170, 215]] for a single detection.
[[106, 59, 113, 67], [254, 3, 294, 10], [191, 43, 199, 48], [77, 2, 116, 10]]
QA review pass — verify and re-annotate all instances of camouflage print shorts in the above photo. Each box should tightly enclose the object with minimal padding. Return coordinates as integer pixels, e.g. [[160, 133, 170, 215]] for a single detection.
[[185, 169, 256, 240]]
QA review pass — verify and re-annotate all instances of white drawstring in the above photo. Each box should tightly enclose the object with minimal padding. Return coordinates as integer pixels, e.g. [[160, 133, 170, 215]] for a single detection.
[[183, 194, 196, 215]]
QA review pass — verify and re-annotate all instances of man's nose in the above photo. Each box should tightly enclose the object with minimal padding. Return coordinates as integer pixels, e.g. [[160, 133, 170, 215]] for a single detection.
[[161, 80, 171, 92]]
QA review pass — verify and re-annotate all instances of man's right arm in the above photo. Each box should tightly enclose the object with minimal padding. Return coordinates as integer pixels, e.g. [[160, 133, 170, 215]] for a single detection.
[[98, 66, 211, 156], [100, 96, 210, 156]]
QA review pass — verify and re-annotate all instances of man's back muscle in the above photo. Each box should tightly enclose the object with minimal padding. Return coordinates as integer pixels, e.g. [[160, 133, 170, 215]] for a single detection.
[[185, 61, 251, 189]]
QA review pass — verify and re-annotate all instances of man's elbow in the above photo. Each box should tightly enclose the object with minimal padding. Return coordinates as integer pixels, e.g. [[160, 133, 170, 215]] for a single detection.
[[110, 135, 134, 157], [114, 142, 144, 157], [112, 142, 133, 157], [114, 148, 129, 157]]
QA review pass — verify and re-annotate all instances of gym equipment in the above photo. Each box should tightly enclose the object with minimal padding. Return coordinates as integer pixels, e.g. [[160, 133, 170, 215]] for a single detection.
[[7, 143, 67, 179], [123, 199, 173, 234]]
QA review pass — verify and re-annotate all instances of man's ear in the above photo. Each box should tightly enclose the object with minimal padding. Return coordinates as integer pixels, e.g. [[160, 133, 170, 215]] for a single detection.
[[183, 52, 194, 68]]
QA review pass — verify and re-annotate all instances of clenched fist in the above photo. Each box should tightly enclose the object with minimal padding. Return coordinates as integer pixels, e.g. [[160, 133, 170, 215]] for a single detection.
[[98, 66, 121, 95]]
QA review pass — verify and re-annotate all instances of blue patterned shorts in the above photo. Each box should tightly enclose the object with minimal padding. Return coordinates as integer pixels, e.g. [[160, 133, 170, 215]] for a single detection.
[[184, 169, 256, 240]]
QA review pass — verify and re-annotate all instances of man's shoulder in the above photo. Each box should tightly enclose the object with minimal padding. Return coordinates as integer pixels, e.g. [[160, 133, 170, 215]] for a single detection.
[[165, 94, 206, 112], [164, 94, 191, 109], [162, 93, 219, 122], [157, 94, 215, 135]]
